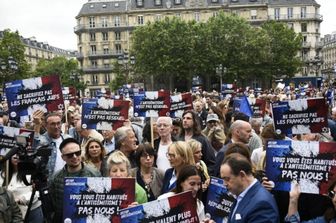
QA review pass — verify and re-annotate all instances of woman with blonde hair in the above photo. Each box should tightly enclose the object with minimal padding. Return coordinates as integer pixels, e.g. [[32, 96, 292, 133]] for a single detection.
[[161, 141, 195, 194], [187, 139, 210, 191], [107, 150, 147, 204]]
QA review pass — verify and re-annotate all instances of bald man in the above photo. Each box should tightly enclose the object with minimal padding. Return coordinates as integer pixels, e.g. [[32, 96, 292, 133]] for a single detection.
[[213, 120, 253, 177]]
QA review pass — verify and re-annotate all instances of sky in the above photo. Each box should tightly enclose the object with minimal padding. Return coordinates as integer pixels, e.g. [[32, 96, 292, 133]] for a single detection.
[[0, 0, 335, 51]]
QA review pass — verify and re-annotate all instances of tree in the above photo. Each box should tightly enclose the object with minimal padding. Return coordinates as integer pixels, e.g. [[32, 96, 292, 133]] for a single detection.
[[0, 29, 31, 85], [261, 21, 303, 79], [33, 56, 86, 91]]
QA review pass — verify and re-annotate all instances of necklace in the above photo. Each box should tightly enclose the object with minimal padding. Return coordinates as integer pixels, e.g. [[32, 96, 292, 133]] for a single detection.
[[140, 170, 154, 198]]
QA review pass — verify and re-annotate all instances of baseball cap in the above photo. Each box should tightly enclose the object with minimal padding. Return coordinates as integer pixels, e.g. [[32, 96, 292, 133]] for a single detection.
[[206, 114, 219, 123]]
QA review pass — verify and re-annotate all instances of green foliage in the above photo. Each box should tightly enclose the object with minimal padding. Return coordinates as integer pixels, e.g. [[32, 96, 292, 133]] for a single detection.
[[109, 60, 128, 91], [261, 21, 303, 78], [0, 29, 31, 84], [130, 13, 303, 89], [33, 56, 86, 91]]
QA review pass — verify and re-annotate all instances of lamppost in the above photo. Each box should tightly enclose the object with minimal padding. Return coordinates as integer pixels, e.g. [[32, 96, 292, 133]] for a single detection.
[[309, 55, 323, 77], [0, 56, 18, 94], [216, 64, 227, 91], [117, 52, 135, 83], [70, 71, 84, 97]]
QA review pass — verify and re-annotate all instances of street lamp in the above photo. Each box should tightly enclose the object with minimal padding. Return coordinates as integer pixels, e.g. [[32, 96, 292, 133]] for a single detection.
[[117, 52, 135, 83], [0, 56, 18, 86], [309, 55, 323, 77], [216, 64, 227, 90]]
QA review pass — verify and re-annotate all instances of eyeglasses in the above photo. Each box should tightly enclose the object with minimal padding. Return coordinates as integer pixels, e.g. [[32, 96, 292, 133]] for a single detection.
[[328, 190, 335, 199], [141, 153, 154, 158], [63, 150, 81, 159]]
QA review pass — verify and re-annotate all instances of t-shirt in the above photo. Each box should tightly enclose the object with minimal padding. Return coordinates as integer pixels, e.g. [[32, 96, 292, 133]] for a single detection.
[[156, 143, 171, 172]]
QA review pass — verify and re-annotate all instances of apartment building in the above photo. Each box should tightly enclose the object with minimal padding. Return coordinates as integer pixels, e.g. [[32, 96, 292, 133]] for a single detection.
[[321, 32, 336, 79], [75, 0, 322, 93]]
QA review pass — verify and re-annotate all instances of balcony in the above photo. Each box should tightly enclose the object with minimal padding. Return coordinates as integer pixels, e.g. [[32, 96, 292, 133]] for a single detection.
[[302, 42, 311, 49], [76, 53, 84, 60], [74, 23, 130, 33], [83, 66, 114, 74], [88, 50, 123, 59], [315, 41, 324, 49], [268, 13, 323, 21]]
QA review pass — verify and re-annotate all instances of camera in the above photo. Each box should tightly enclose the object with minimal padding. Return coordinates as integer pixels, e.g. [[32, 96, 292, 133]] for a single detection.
[[14, 134, 52, 183]]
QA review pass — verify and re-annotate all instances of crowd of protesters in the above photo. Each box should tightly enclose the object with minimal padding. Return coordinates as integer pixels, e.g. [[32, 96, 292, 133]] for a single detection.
[[0, 79, 336, 223]]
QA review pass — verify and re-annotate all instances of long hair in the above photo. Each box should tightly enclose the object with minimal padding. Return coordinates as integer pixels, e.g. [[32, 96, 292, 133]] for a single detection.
[[84, 138, 106, 161], [181, 110, 202, 136], [172, 165, 202, 200], [1, 158, 23, 187]]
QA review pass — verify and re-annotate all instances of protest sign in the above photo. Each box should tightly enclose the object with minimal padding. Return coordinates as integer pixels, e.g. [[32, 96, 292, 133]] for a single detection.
[[271, 98, 328, 135], [266, 140, 336, 194], [221, 84, 236, 99], [82, 98, 129, 130], [63, 177, 135, 223], [62, 87, 77, 104], [170, 92, 192, 118], [0, 126, 34, 155], [133, 91, 170, 117], [5, 75, 64, 125], [120, 191, 198, 223], [250, 98, 266, 118], [206, 177, 235, 223]]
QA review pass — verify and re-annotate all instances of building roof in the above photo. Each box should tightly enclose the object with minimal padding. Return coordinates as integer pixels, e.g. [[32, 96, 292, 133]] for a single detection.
[[268, 0, 319, 6], [76, 1, 127, 17]]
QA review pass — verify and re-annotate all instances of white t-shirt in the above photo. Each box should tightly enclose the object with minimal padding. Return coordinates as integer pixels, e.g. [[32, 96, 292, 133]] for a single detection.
[[156, 143, 171, 173], [53, 137, 66, 173]]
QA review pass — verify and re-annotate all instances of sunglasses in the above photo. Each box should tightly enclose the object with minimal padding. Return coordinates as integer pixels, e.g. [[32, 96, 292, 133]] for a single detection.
[[328, 190, 335, 199], [63, 150, 81, 159]]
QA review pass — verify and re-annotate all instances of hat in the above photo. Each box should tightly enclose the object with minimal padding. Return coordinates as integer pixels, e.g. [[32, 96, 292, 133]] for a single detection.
[[59, 138, 80, 152], [206, 114, 219, 123]]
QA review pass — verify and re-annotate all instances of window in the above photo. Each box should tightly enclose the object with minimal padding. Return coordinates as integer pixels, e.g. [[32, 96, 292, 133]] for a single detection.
[[105, 74, 110, 82], [114, 16, 121, 27], [213, 12, 218, 17], [287, 8, 293, 19], [92, 75, 98, 84], [89, 17, 95, 28], [287, 23, 294, 29], [102, 32, 108, 41], [90, 33, 96, 41], [211, 0, 219, 3], [301, 23, 307, 32], [104, 60, 110, 68], [136, 0, 144, 7], [154, 0, 162, 6], [138, 15, 144, 25], [176, 13, 181, 17], [91, 60, 98, 68], [301, 7, 306, 18], [194, 12, 200, 22], [103, 46, 109, 54], [90, 45, 96, 55], [101, 17, 108, 27], [115, 32, 121, 40], [250, 10, 257, 20], [115, 44, 122, 54], [78, 34, 82, 43], [274, 8, 280, 20], [174, 0, 181, 5]]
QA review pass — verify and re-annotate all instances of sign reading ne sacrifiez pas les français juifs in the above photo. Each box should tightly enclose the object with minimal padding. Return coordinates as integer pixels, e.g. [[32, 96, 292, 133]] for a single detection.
[[271, 98, 328, 135], [5, 75, 64, 125], [266, 140, 336, 195]]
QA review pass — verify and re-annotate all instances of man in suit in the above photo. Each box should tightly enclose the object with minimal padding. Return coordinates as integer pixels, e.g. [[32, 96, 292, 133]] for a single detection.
[[221, 153, 279, 223]]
